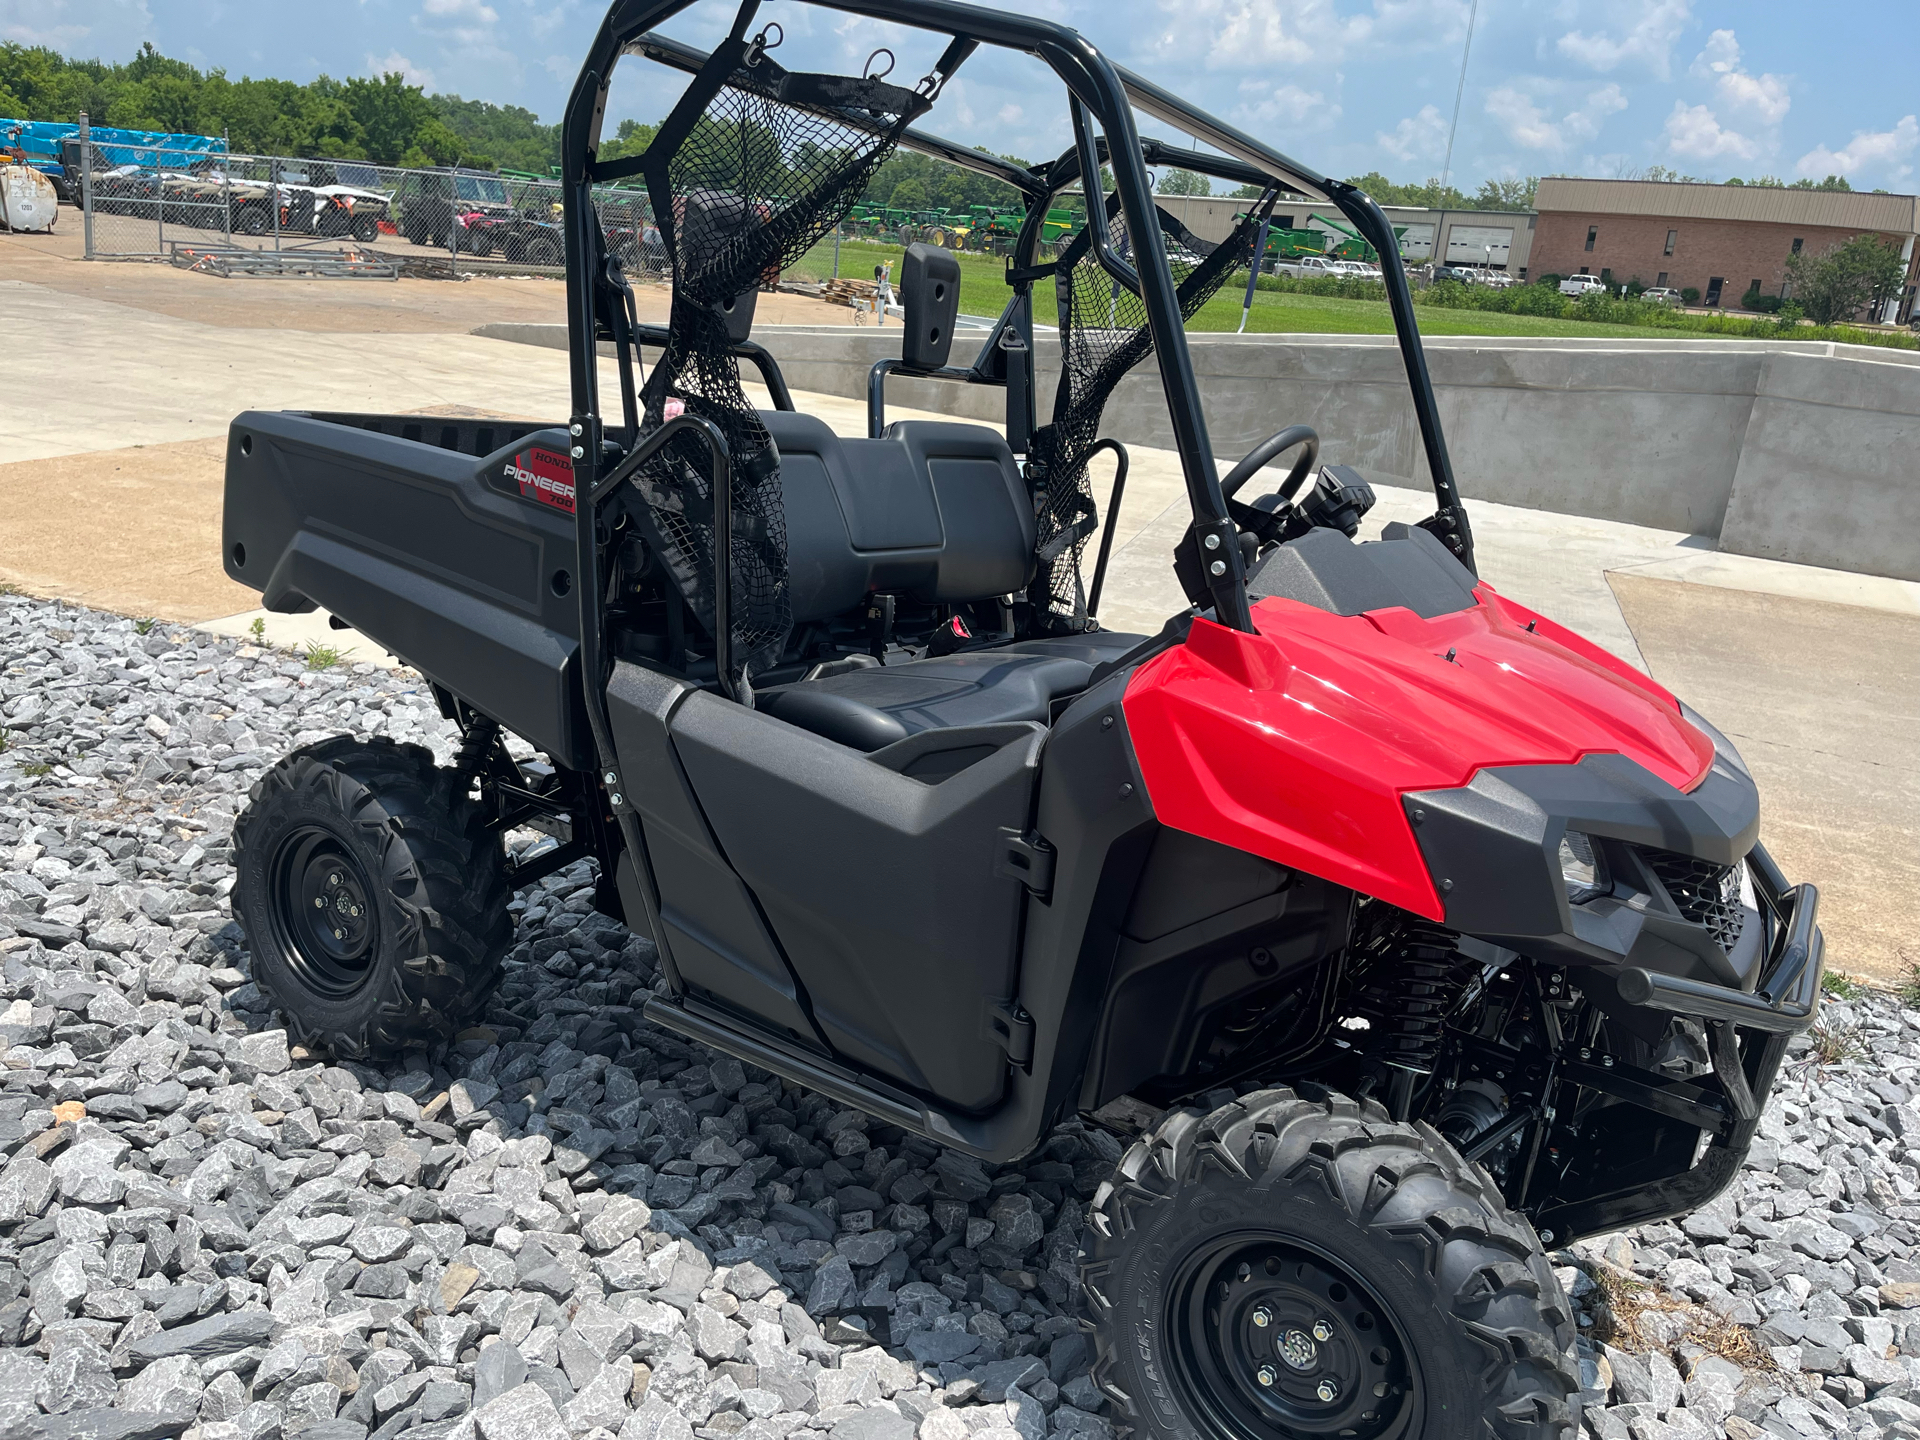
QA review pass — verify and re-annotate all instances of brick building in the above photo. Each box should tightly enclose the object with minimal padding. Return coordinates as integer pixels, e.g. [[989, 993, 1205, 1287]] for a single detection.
[[1532, 177, 1920, 320]]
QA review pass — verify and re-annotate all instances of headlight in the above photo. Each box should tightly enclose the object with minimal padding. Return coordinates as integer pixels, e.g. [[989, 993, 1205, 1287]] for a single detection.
[[1557, 830, 1609, 904]]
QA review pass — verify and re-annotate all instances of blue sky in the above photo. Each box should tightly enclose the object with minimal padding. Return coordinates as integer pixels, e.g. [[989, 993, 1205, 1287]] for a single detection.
[[4, 0, 1914, 192]]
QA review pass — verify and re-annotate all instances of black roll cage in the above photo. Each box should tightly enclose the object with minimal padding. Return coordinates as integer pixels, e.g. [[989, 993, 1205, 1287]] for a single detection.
[[558, 0, 1471, 604]]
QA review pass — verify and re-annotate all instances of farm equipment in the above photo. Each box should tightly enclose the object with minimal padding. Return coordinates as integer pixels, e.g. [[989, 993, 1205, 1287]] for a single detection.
[[221, 3, 1824, 1437]]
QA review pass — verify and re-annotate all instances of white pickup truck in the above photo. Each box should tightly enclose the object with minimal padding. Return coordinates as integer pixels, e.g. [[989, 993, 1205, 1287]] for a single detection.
[[1559, 273, 1610, 297], [1272, 253, 1344, 279]]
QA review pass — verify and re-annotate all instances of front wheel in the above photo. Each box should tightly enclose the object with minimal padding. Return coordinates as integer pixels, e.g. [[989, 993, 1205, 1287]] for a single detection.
[[1081, 1087, 1579, 1440], [233, 735, 510, 1060]]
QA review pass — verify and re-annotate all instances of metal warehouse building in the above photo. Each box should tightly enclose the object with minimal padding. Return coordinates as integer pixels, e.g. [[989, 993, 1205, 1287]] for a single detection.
[[1532, 176, 1920, 320]]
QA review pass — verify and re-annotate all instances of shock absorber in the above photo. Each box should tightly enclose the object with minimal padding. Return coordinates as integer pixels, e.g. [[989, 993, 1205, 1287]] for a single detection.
[[451, 715, 502, 795], [1346, 912, 1476, 1116]]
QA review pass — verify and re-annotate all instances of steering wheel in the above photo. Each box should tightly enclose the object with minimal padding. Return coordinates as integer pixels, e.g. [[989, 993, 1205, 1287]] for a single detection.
[[1220, 424, 1319, 507]]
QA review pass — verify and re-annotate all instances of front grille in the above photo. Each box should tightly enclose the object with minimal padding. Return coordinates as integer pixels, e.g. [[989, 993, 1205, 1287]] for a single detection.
[[1643, 849, 1746, 952]]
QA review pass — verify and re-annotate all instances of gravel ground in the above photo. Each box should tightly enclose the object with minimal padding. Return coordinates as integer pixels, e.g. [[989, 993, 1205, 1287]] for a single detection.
[[3, 591, 1920, 1440]]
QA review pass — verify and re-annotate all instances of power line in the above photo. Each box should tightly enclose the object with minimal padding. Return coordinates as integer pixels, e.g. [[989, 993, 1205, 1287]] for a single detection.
[[1439, 0, 1480, 197]]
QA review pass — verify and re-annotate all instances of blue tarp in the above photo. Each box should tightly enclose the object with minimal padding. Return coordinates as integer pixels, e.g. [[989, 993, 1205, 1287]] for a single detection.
[[1, 120, 226, 175]]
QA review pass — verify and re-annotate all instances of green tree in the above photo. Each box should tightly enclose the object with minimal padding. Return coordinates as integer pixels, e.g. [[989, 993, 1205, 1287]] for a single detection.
[[1784, 234, 1905, 324], [1472, 176, 1536, 211], [342, 73, 441, 165], [598, 118, 657, 166], [1155, 167, 1210, 195], [434, 94, 561, 172], [1226, 181, 1265, 199], [1342, 171, 1468, 209], [887, 177, 928, 211]]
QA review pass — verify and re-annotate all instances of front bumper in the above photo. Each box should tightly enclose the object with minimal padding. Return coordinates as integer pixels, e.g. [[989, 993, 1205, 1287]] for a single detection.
[[1532, 844, 1823, 1244]]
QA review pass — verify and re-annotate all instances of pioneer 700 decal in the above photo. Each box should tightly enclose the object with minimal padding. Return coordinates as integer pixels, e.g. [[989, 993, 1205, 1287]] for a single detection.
[[504, 446, 576, 514]]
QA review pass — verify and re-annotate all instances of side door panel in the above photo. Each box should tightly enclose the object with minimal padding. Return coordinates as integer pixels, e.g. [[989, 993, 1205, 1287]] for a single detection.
[[669, 695, 1042, 1114]]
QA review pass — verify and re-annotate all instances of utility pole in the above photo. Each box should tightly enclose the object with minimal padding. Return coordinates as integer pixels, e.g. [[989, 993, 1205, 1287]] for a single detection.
[[1439, 0, 1480, 200]]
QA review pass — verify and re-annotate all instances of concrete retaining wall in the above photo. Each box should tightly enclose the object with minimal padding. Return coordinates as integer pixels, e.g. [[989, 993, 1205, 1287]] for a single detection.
[[475, 322, 1920, 581]]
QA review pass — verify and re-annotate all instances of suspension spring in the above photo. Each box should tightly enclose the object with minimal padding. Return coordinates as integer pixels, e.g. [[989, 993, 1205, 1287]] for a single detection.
[[1347, 914, 1475, 1074], [452, 715, 502, 792]]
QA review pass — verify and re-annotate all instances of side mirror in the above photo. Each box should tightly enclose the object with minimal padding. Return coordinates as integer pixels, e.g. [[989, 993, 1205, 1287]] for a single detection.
[[900, 242, 961, 371]]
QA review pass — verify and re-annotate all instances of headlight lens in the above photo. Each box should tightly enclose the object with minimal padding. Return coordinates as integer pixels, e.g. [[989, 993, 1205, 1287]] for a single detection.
[[1557, 830, 1609, 904]]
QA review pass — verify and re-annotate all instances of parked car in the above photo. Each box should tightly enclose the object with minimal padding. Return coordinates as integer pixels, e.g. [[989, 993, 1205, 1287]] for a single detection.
[[1559, 273, 1609, 297], [1432, 264, 1480, 284], [1329, 258, 1381, 280], [1642, 287, 1684, 306], [1272, 253, 1343, 279], [1478, 269, 1517, 288]]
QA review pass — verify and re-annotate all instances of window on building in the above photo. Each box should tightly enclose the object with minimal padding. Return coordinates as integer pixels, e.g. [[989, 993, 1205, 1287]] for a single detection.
[[1585, 225, 1598, 252], [1656, 271, 1669, 287], [1664, 229, 1677, 256], [1791, 237, 1803, 254], [1577, 266, 1589, 275], [1705, 276, 1725, 307]]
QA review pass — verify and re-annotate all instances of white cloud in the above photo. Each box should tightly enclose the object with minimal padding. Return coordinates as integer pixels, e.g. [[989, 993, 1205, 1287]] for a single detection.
[[422, 0, 497, 19], [1235, 79, 1339, 132], [1796, 115, 1920, 181], [0, 0, 153, 50], [1556, 0, 1691, 79], [1484, 83, 1627, 153], [1661, 101, 1761, 162], [1689, 28, 1738, 76], [368, 50, 436, 88], [998, 103, 1023, 126], [1149, 0, 1468, 71], [1376, 104, 1445, 164], [415, 0, 500, 46], [1687, 30, 1789, 126]]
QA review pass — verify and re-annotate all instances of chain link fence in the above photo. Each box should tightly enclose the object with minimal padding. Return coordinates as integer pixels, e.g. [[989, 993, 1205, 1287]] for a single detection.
[[76, 141, 665, 281]]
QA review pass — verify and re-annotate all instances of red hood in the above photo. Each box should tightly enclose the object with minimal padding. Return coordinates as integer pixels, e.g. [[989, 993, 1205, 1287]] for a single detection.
[[1122, 583, 1714, 920]]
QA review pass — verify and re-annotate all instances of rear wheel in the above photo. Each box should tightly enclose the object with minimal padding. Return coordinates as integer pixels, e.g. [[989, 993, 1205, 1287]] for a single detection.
[[1082, 1087, 1579, 1440], [233, 735, 510, 1060]]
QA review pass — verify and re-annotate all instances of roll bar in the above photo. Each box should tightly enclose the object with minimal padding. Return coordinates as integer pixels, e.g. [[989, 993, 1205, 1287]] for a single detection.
[[559, 0, 1474, 654]]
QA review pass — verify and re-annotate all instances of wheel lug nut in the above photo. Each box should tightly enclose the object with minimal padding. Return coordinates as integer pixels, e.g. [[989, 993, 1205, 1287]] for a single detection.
[[328, 873, 340, 886], [313, 897, 325, 908], [1256, 1366, 1276, 1388], [332, 929, 345, 940], [1317, 1379, 1339, 1403], [1251, 1307, 1271, 1329], [1312, 1320, 1333, 1342]]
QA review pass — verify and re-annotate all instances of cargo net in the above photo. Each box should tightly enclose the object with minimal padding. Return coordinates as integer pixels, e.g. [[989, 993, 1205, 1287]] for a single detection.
[[1028, 202, 1260, 626], [633, 38, 929, 683]]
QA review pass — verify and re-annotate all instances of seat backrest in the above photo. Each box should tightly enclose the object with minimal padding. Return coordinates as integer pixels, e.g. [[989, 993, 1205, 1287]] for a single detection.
[[764, 412, 1035, 623]]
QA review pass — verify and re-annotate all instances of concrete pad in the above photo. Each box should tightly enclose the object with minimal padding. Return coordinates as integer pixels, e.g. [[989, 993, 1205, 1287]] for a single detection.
[[0, 437, 256, 621], [1613, 546, 1920, 617], [1609, 573, 1920, 982]]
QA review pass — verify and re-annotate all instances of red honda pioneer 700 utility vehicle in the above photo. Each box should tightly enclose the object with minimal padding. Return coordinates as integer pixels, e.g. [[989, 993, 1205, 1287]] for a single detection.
[[220, 0, 1824, 1434]]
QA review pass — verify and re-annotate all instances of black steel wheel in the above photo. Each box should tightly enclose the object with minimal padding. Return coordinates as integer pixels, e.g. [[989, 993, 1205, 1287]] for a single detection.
[[1169, 1234, 1418, 1439], [267, 826, 381, 999], [234, 735, 510, 1059], [1082, 1087, 1580, 1440]]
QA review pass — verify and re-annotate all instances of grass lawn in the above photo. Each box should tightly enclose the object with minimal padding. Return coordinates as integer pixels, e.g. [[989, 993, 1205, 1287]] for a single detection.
[[795, 236, 1708, 342]]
